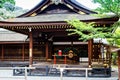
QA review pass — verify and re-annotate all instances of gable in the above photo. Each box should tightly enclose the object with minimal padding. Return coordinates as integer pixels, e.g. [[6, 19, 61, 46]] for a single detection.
[[38, 4, 76, 14], [18, 0, 96, 17]]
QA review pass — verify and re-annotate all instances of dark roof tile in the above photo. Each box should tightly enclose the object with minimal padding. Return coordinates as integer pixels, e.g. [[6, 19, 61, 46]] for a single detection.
[[0, 29, 28, 41], [10, 13, 98, 22]]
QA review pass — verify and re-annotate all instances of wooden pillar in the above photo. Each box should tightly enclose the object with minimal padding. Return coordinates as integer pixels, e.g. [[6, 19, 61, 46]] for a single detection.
[[118, 50, 120, 80], [88, 39, 93, 67], [46, 42, 49, 60], [1, 45, 4, 61], [29, 28, 33, 67], [53, 55, 56, 64], [22, 44, 25, 61], [64, 55, 67, 64], [106, 46, 111, 66]]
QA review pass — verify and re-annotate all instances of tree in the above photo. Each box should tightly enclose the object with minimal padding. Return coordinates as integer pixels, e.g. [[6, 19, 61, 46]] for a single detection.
[[0, 0, 15, 8], [66, 1, 120, 42], [93, 0, 120, 17], [3, 2, 15, 11], [0, 1, 28, 20], [92, 0, 120, 45], [107, 27, 120, 47], [0, 7, 28, 20], [92, 0, 120, 28], [66, 19, 113, 41]]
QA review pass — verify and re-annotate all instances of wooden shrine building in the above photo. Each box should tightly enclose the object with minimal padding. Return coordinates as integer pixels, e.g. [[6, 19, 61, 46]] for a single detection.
[[0, 0, 118, 70]]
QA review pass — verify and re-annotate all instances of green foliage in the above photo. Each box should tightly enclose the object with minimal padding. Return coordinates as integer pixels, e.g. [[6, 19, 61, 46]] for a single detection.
[[3, 2, 15, 11], [0, 0, 29, 20], [107, 27, 120, 47], [113, 26, 120, 39], [92, 0, 120, 47], [0, 0, 15, 8], [0, 7, 28, 20], [0, 8, 15, 19], [111, 52, 118, 65], [92, 0, 120, 17], [66, 19, 113, 41]]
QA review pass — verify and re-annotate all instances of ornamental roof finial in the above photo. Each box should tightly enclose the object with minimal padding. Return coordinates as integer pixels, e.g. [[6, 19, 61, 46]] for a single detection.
[[51, 0, 62, 5]]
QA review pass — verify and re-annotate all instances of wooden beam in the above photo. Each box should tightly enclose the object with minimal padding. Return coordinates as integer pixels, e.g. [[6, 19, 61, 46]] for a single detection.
[[29, 28, 33, 67], [22, 44, 25, 61], [106, 46, 111, 66], [45, 42, 49, 60], [1, 45, 4, 61]]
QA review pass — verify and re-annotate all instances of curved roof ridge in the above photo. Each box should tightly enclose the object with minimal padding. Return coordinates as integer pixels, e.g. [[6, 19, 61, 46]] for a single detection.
[[17, 0, 97, 17]]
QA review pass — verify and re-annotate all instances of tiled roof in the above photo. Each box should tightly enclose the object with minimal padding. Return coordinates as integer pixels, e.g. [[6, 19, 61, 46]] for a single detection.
[[8, 13, 98, 22], [0, 28, 28, 41]]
